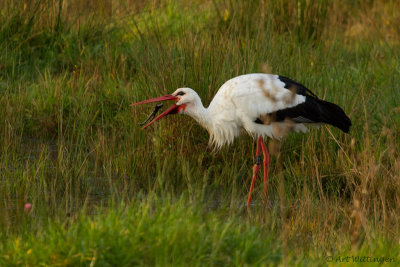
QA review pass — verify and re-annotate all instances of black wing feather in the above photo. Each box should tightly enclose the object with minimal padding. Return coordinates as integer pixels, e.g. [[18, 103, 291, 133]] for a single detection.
[[254, 76, 352, 133]]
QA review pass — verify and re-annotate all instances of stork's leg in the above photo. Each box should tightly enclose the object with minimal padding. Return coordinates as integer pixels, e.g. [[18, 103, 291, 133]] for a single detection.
[[260, 139, 270, 203], [247, 137, 263, 207]]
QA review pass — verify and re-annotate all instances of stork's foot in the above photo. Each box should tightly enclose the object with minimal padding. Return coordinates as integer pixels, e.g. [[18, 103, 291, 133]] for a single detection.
[[247, 137, 270, 209], [247, 161, 261, 207], [260, 140, 270, 204]]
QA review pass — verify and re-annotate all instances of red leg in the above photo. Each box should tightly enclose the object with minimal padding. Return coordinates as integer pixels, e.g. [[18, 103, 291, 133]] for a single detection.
[[247, 137, 263, 207], [260, 139, 270, 203]]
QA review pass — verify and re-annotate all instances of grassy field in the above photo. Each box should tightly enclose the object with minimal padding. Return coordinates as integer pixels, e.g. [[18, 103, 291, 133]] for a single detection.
[[1, 0, 400, 265]]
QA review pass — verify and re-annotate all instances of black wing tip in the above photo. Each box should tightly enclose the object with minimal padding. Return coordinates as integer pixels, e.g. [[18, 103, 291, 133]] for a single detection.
[[339, 122, 351, 133], [318, 99, 352, 133], [343, 119, 352, 133]]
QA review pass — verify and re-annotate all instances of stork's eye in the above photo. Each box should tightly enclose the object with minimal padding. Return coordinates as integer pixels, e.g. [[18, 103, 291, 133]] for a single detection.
[[176, 91, 185, 96]]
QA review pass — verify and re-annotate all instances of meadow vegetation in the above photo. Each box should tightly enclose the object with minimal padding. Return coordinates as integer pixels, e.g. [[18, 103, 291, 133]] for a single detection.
[[0, 0, 399, 265]]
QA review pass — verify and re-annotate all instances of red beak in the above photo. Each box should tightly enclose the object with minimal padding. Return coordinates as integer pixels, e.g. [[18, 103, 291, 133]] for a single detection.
[[131, 94, 179, 129], [130, 94, 178, 106]]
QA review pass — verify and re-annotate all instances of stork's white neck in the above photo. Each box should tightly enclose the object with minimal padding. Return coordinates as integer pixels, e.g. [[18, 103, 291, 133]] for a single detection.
[[182, 99, 212, 131], [182, 97, 240, 149]]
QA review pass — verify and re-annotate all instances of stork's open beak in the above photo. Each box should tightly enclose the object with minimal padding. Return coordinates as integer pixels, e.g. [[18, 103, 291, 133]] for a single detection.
[[131, 94, 179, 129]]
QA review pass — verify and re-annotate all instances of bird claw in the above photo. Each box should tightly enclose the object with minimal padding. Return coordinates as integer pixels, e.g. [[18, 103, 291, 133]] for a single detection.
[[139, 103, 163, 126]]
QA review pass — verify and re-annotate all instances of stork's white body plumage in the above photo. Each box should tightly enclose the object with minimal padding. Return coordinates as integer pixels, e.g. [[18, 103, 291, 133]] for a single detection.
[[178, 74, 309, 148], [132, 73, 351, 206]]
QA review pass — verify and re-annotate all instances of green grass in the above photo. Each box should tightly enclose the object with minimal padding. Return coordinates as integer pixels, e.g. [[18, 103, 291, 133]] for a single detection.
[[0, 196, 284, 266], [0, 0, 400, 265]]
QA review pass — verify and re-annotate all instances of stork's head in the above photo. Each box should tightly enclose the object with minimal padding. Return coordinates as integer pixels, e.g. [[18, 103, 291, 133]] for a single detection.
[[131, 87, 201, 129], [173, 88, 203, 110]]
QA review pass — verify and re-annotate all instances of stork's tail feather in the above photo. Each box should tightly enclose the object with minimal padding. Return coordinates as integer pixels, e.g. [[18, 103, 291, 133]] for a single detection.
[[317, 99, 352, 133]]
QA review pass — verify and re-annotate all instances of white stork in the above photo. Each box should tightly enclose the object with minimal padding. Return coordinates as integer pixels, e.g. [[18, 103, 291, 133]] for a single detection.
[[132, 73, 351, 206]]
